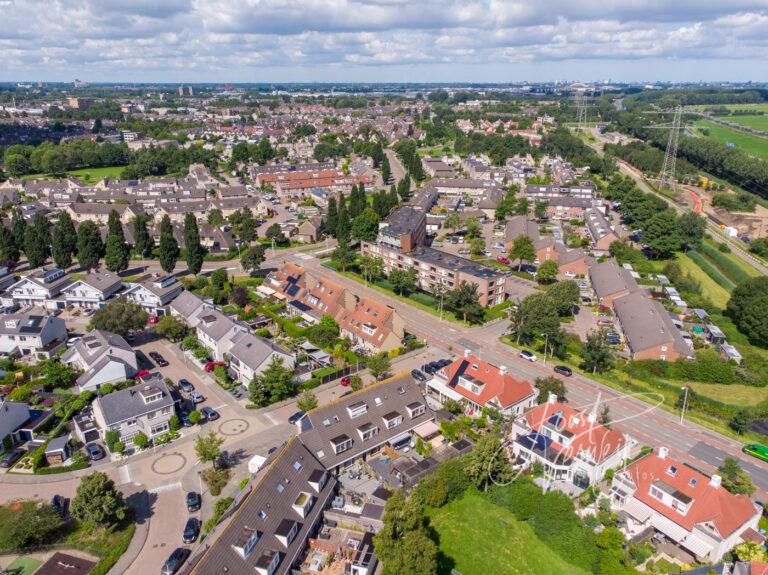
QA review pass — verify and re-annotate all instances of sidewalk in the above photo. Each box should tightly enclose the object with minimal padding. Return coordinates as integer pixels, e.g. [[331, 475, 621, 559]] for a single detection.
[[107, 490, 151, 575]]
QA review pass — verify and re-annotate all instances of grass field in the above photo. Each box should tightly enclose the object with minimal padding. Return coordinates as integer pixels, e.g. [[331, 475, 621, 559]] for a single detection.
[[676, 253, 732, 308], [22, 165, 126, 183], [693, 119, 768, 161], [684, 381, 768, 406], [427, 491, 589, 575], [718, 115, 768, 132], [6, 557, 42, 575]]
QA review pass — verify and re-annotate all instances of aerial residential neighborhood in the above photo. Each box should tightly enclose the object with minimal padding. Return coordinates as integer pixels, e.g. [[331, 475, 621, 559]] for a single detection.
[[0, 3, 768, 575]]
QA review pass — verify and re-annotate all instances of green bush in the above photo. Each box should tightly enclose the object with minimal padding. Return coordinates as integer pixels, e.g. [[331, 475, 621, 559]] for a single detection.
[[87, 522, 136, 575], [35, 460, 89, 475], [203, 496, 234, 534]]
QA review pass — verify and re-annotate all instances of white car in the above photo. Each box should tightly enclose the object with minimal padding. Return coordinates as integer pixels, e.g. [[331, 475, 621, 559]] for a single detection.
[[564, 271, 577, 279], [519, 350, 537, 362], [190, 391, 205, 404]]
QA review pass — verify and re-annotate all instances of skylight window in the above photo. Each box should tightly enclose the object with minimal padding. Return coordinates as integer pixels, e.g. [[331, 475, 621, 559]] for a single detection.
[[667, 465, 678, 477]]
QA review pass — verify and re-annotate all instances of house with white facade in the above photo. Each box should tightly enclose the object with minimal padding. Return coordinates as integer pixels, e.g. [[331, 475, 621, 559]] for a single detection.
[[92, 378, 175, 445], [0, 311, 67, 358], [3, 267, 72, 310], [424, 351, 536, 418], [610, 448, 762, 563], [61, 330, 138, 392], [62, 270, 123, 309], [510, 395, 630, 487], [124, 274, 184, 316], [196, 309, 248, 361], [226, 332, 295, 386]]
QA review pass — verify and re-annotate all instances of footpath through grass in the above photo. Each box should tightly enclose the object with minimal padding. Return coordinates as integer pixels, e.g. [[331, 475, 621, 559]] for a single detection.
[[426, 491, 590, 575]]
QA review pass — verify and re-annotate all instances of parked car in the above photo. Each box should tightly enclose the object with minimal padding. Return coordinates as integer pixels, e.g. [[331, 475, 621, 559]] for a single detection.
[[186, 491, 201, 512], [85, 443, 105, 461], [148, 315, 159, 325], [597, 318, 613, 326], [83, 308, 95, 317], [178, 379, 194, 393], [580, 296, 592, 304], [553, 365, 573, 377], [149, 351, 169, 367], [189, 391, 205, 404], [200, 406, 219, 421], [458, 248, 470, 255], [519, 350, 537, 362], [204, 361, 225, 372], [564, 271, 577, 279], [66, 337, 81, 347], [340, 376, 350, 386], [51, 494, 67, 517], [134, 369, 152, 380], [179, 411, 192, 427], [422, 362, 438, 375], [0, 448, 24, 468], [288, 410, 305, 424], [435, 359, 452, 368], [410, 369, 426, 382], [182, 518, 200, 544], [496, 255, 510, 264], [161, 548, 190, 575]]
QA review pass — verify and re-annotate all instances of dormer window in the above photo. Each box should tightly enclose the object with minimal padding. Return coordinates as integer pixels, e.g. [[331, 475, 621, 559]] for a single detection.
[[382, 411, 402, 429], [292, 492, 314, 518], [347, 401, 368, 419], [406, 402, 426, 418], [231, 526, 260, 559], [357, 422, 379, 441], [330, 434, 353, 455]]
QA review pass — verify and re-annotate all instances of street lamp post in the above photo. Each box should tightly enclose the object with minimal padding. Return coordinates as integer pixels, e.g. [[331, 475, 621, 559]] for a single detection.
[[541, 332, 549, 366], [198, 470, 204, 525], [679, 386, 689, 424]]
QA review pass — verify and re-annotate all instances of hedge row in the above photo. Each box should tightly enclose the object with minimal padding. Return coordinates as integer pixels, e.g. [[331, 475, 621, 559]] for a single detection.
[[687, 250, 736, 290], [700, 242, 752, 284]]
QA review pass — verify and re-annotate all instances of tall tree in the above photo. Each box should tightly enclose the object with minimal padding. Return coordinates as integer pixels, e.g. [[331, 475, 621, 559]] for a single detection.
[[24, 213, 51, 268], [132, 215, 153, 257], [351, 207, 380, 242], [397, 175, 411, 202], [444, 212, 462, 235], [389, 267, 417, 295], [104, 234, 129, 273], [349, 183, 367, 219], [381, 155, 391, 183], [387, 185, 399, 210], [508, 235, 536, 270], [76, 220, 103, 270], [158, 214, 179, 274], [70, 471, 127, 528], [580, 329, 614, 374], [107, 209, 124, 241], [10, 208, 26, 251], [90, 298, 148, 336], [446, 281, 485, 323], [0, 222, 20, 264], [678, 211, 706, 251], [240, 245, 266, 272], [249, 356, 294, 406], [51, 211, 77, 269], [336, 197, 351, 245], [184, 212, 206, 275], [326, 195, 339, 237]]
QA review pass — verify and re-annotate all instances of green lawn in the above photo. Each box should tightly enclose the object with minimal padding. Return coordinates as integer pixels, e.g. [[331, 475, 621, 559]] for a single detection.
[[6, 557, 41, 575], [694, 119, 768, 161], [718, 115, 768, 132], [21, 165, 126, 184], [685, 381, 768, 406], [676, 253, 732, 308], [426, 491, 590, 575]]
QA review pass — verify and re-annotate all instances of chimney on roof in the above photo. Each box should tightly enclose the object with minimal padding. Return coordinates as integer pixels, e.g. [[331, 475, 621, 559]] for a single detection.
[[464, 349, 471, 358], [658, 446, 669, 460], [547, 392, 558, 404], [499, 365, 507, 376], [709, 474, 722, 489]]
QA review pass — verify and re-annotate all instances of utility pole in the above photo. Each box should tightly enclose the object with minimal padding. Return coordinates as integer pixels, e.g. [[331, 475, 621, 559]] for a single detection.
[[679, 386, 689, 425]]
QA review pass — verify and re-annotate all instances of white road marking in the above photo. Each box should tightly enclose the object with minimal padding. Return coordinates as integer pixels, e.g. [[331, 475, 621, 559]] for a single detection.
[[118, 463, 132, 484], [264, 411, 280, 425], [149, 481, 182, 494], [214, 403, 228, 410]]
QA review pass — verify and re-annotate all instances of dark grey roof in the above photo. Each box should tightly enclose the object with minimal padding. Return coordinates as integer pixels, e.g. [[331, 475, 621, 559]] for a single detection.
[[298, 374, 432, 469], [185, 439, 336, 575], [170, 290, 207, 317], [228, 332, 292, 371], [613, 291, 692, 358], [197, 309, 239, 341], [95, 381, 173, 426], [589, 260, 639, 299], [409, 246, 505, 281]]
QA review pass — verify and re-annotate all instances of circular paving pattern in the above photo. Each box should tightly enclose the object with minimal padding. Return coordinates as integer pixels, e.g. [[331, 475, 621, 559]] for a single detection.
[[151, 452, 187, 475], [219, 418, 249, 436]]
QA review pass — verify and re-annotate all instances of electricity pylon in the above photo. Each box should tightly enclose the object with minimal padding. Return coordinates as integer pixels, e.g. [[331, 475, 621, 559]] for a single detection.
[[646, 106, 685, 192]]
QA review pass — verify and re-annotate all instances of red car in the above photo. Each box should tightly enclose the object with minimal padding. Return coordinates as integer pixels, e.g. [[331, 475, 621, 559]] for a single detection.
[[134, 369, 151, 380], [205, 361, 226, 372], [148, 315, 159, 325], [496, 256, 510, 264], [340, 376, 351, 386]]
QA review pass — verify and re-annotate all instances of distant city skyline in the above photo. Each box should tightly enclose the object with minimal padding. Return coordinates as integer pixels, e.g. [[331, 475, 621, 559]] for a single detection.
[[1, 0, 767, 83]]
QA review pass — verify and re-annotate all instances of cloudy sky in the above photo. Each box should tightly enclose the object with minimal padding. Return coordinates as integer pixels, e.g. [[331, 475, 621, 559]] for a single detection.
[[1, 0, 767, 83]]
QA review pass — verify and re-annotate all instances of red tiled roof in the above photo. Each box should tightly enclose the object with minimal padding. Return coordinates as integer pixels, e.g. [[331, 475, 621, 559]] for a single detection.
[[521, 401, 626, 464], [338, 297, 400, 348], [439, 355, 534, 410], [749, 561, 768, 575], [621, 453, 759, 538]]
